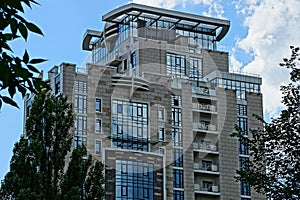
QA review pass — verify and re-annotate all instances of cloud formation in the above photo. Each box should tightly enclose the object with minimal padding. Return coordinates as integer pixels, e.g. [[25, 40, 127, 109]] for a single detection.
[[233, 0, 300, 117], [131, 0, 224, 18]]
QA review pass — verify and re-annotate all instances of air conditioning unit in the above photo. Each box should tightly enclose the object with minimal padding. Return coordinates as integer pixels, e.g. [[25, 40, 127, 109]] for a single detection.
[[211, 165, 218, 172], [212, 185, 219, 192]]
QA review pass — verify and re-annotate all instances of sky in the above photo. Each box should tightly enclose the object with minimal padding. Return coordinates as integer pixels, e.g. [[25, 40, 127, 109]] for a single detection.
[[1, 0, 299, 181]]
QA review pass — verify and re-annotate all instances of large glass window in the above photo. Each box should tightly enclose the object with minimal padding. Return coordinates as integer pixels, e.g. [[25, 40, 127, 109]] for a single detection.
[[75, 81, 87, 93], [172, 149, 183, 167], [240, 181, 251, 196], [172, 108, 182, 127], [74, 115, 87, 135], [74, 136, 86, 148], [116, 160, 154, 200], [239, 139, 249, 155], [189, 57, 202, 80], [172, 128, 183, 147], [173, 169, 184, 188], [237, 104, 247, 116], [75, 94, 87, 114], [112, 100, 148, 151], [238, 117, 248, 135], [166, 53, 186, 77], [171, 95, 182, 107], [173, 190, 184, 200]]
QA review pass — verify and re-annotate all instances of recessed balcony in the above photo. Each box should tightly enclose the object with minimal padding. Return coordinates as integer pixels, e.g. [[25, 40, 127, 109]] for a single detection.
[[192, 103, 217, 114], [194, 163, 220, 175], [193, 122, 218, 134], [194, 184, 220, 195], [193, 142, 218, 154]]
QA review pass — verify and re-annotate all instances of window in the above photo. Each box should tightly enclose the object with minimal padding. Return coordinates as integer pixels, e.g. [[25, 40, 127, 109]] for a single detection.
[[131, 52, 136, 68], [123, 59, 128, 71], [95, 140, 101, 154], [75, 95, 87, 114], [74, 115, 87, 135], [158, 127, 165, 141], [172, 149, 183, 167], [237, 104, 247, 116], [166, 53, 186, 77], [173, 190, 184, 200], [95, 119, 102, 133], [202, 160, 212, 171], [74, 136, 87, 148], [172, 95, 182, 106], [237, 90, 247, 100], [172, 108, 182, 127], [172, 128, 183, 147], [159, 147, 165, 155], [96, 98, 102, 112], [239, 139, 249, 155], [116, 160, 154, 200], [240, 181, 251, 196], [55, 75, 60, 94], [189, 57, 202, 80], [173, 169, 184, 188], [202, 180, 213, 192], [75, 81, 87, 93], [239, 157, 250, 171], [112, 100, 149, 151], [238, 117, 248, 135], [158, 107, 164, 121]]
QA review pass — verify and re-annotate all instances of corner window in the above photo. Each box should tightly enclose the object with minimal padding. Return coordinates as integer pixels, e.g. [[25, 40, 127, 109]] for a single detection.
[[96, 98, 102, 112]]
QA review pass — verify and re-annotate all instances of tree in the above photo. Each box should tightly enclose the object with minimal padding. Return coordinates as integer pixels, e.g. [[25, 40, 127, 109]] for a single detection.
[[232, 46, 300, 199], [0, 92, 105, 199], [0, 0, 47, 109]]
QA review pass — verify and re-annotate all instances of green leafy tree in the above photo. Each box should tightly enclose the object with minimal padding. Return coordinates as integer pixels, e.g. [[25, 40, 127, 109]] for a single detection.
[[0, 0, 47, 109], [85, 160, 105, 200], [0, 92, 105, 199], [232, 46, 300, 199]]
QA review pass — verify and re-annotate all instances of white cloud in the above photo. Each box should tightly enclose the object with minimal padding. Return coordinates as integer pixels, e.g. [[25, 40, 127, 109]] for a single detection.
[[131, 0, 225, 18], [233, 0, 300, 117]]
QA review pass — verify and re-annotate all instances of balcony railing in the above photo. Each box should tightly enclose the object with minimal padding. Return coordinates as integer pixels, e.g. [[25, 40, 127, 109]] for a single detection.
[[194, 163, 218, 172], [192, 103, 216, 112], [193, 142, 218, 152], [194, 184, 219, 193], [193, 122, 217, 132]]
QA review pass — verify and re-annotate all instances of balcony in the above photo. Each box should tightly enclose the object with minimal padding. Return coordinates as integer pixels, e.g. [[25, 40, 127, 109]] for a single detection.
[[193, 122, 218, 134], [192, 103, 217, 114], [193, 142, 218, 154], [194, 163, 220, 175], [194, 184, 220, 195]]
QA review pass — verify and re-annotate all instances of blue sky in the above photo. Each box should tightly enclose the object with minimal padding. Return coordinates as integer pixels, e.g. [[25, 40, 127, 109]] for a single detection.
[[1, 0, 299, 181]]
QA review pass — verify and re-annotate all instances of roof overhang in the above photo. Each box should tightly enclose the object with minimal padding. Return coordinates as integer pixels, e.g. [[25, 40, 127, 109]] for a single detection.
[[82, 29, 103, 51], [103, 3, 230, 41]]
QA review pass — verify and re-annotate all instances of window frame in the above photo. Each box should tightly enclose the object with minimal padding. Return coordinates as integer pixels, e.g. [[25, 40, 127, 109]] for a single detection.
[[95, 118, 102, 133], [95, 98, 102, 113]]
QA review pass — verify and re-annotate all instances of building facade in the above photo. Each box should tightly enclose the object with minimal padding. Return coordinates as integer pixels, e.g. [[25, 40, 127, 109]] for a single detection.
[[25, 3, 265, 200]]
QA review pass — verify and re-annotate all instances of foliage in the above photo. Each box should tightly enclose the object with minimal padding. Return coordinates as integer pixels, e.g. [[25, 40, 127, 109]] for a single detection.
[[0, 92, 105, 199], [232, 46, 300, 199], [0, 0, 47, 109]]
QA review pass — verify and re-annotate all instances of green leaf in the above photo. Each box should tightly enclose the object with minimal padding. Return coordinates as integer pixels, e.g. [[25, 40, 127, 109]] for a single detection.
[[29, 58, 47, 64], [19, 22, 28, 40], [10, 19, 18, 35], [23, 50, 29, 64], [1, 96, 19, 108], [27, 64, 40, 74], [26, 22, 43, 36]]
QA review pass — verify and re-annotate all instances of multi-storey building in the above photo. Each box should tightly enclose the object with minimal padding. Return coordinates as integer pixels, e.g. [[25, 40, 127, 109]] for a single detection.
[[25, 3, 265, 200]]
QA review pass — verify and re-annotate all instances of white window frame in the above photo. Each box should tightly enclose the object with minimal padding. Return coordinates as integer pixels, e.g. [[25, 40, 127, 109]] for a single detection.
[[158, 127, 165, 141], [95, 139, 102, 155], [158, 106, 165, 121], [95, 98, 102, 113], [95, 118, 102, 133]]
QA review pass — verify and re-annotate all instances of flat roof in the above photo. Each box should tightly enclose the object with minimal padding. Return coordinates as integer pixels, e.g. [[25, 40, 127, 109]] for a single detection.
[[102, 3, 230, 41]]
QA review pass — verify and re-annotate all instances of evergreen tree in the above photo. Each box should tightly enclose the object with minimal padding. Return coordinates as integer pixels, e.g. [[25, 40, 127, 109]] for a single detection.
[[232, 46, 300, 199], [0, 92, 105, 199]]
